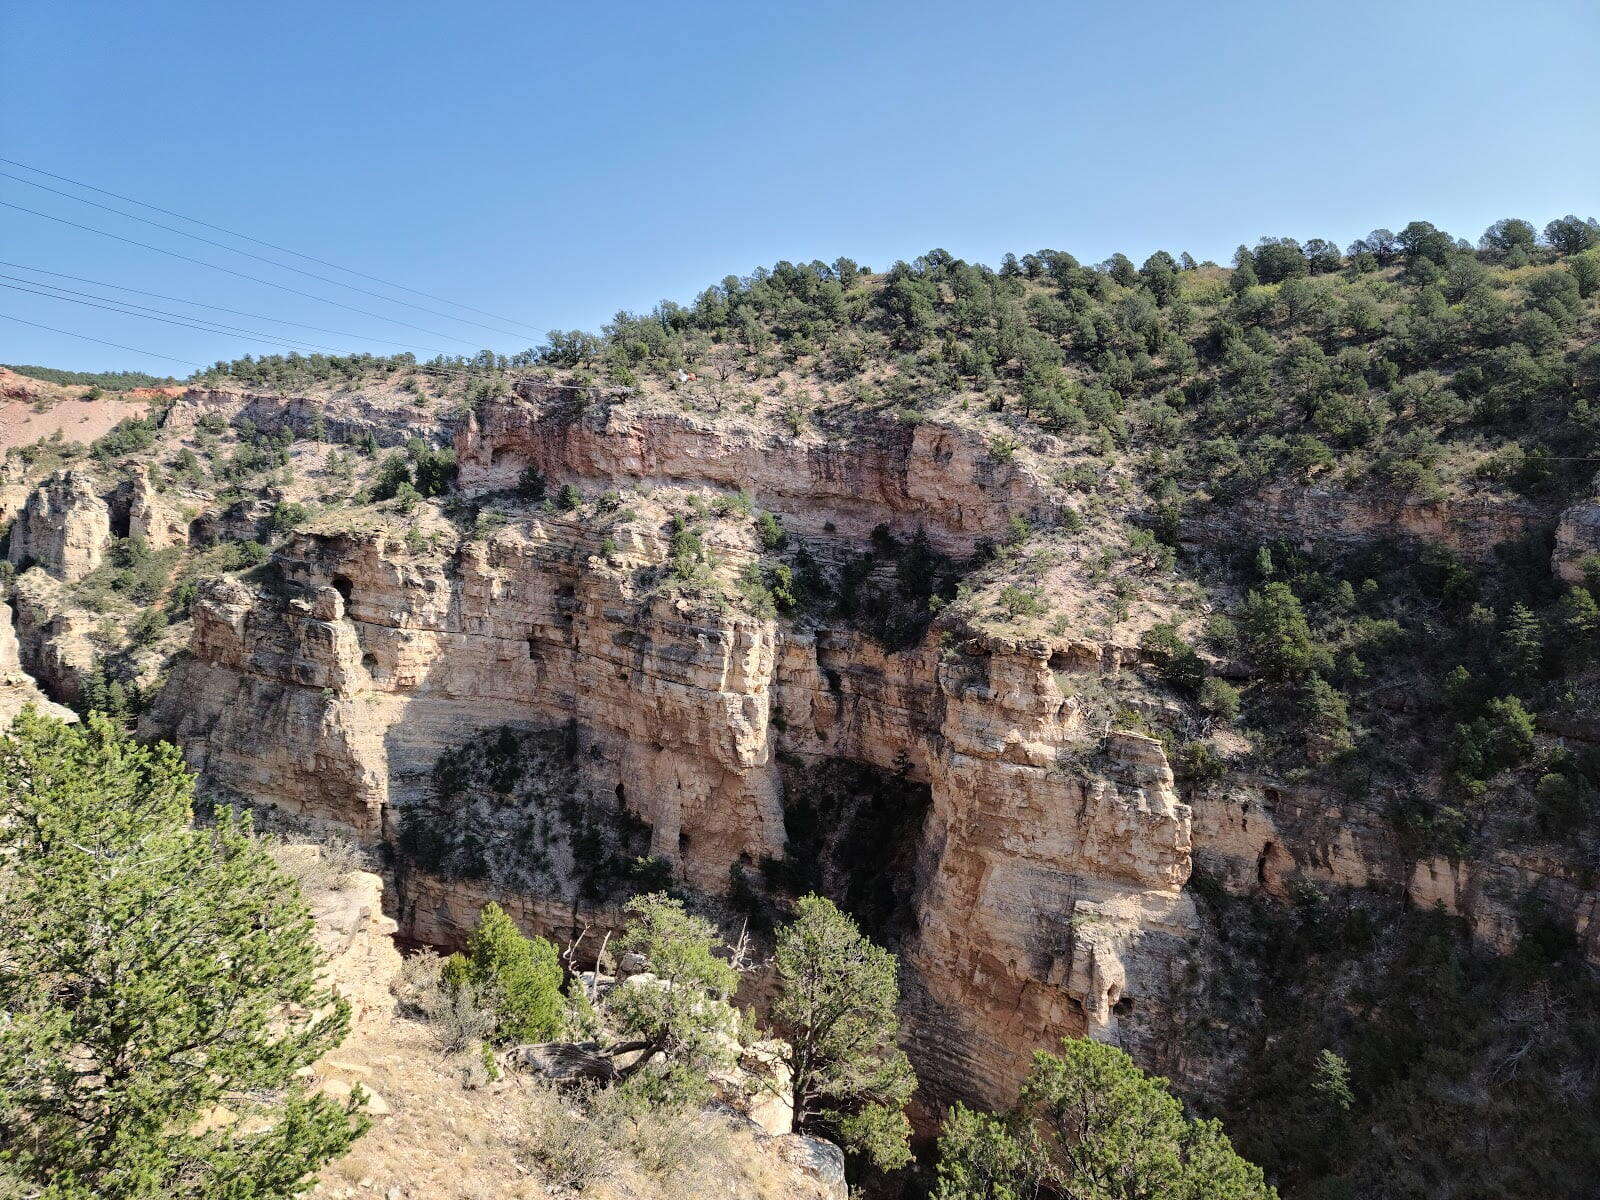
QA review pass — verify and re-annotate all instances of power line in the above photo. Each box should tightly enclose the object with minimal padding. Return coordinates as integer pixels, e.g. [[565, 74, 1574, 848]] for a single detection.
[[0, 261, 452, 356], [0, 277, 350, 357], [3, 276, 599, 389], [0, 198, 503, 349], [0, 293, 580, 388], [0, 165, 543, 342], [0, 155, 547, 340], [0, 311, 204, 368]]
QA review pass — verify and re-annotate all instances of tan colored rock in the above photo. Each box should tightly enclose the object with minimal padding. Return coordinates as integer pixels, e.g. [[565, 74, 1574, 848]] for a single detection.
[[147, 505, 1201, 1106], [0, 600, 77, 726], [9, 570, 100, 706], [455, 385, 1060, 556], [1183, 482, 1543, 564], [126, 465, 189, 550], [6, 470, 112, 581]]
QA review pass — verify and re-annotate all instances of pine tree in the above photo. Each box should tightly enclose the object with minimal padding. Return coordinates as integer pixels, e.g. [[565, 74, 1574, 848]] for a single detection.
[[1497, 602, 1545, 684], [1556, 586, 1600, 662], [0, 709, 364, 1198], [772, 895, 917, 1170]]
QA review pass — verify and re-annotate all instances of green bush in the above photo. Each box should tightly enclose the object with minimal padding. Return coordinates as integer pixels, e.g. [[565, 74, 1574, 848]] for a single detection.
[[445, 903, 564, 1045]]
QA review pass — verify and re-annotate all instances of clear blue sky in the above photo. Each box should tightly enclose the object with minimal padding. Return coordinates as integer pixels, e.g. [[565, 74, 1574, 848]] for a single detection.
[[3, 0, 1597, 375]]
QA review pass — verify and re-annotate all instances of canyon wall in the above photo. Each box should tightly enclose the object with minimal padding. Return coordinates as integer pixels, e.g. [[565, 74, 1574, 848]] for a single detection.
[[134, 392, 1600, 1111], [143, 503, 1196, 1108], [456, 383, 1061, 556]]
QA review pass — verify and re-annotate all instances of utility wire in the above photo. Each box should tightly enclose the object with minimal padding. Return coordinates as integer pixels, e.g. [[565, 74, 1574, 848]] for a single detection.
[[0, 311, 204, 368], [0, 154, 549, 337], [0, 166, 541, 341], [0, 279, 343, 356], [4, 276, 597, 389], [0, 260, 453, 356], [0, 198, 502, 349]]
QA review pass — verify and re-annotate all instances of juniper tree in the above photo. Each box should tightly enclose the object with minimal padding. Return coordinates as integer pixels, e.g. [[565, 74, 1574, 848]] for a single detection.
[[442, 902, 564, 1044], [0, 709, 364, 1199], [603, 893, 739, 1085], [934, 1039, 1274, 1200], [771, 895, 917, 1170]]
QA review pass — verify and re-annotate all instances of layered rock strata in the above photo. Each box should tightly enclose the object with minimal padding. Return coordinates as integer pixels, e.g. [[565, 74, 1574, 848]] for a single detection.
[[145, 497, 1197, 1108]]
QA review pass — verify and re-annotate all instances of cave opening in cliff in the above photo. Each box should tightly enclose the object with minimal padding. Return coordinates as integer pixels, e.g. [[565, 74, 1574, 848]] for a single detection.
[[331, 575, 354, 605], [767, 756, 932, 945]]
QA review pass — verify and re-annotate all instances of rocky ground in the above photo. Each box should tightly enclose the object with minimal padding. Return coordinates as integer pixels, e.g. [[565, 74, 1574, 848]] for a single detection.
[[287, 848, 843, 1200]]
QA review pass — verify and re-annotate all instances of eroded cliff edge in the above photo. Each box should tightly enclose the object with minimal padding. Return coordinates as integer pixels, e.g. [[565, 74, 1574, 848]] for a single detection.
[[139, 384, 1600, 1112]]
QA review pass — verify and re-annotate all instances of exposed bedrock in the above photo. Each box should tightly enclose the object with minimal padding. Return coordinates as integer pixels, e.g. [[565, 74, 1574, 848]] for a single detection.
[[143, 501, 1199, 1108], [454, 384, 1062, 556], [146, 398, 1600, 1111]]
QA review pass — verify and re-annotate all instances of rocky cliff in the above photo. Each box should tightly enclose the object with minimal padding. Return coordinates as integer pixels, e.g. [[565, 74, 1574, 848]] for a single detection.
[[133, 387, 1600, 1115]]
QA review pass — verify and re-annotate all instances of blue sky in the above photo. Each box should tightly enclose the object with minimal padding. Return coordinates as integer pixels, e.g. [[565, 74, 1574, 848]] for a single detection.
[[3, 0, 1597, 375]]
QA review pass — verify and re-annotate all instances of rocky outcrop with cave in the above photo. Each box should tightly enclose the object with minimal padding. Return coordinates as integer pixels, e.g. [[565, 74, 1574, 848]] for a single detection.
[[139, 384, 1600, 1113]]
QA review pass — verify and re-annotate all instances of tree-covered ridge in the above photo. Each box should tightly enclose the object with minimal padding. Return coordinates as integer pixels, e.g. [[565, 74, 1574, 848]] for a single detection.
[[2, 363, 177, 389], [194, 214, 1600, 506], [574, 216, 1598, 498]]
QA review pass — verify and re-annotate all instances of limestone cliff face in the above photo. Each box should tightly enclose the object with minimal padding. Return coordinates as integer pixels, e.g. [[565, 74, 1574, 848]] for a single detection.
[[1184, 482, 1548, 564], [1191, 776, 1600, 963], [456, 384, 1060, 556], [0, 599, 76, 725], [124, 465, 190, 550], [146, 493, 1198, 1108], [1553, 478, 1600, 583], [147, 394, 1600, 1113], [10, 570, 100, 706], [6, 469, 112, 582], [162, 386, 447, 450]]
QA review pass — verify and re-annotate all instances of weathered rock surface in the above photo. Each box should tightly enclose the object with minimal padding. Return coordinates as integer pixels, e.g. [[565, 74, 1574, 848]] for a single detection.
[[9, 570, 100, 706], [124, 464, 190, 550], [1184, 482, 1548, 564], [149, 392, 1600, 1117], [6, 469, 112, 581], [1553, 483, 1600, 583], [146, 497, 1197, 1107], [0, 600, 77, 726], [456, 383, 1060, 556]]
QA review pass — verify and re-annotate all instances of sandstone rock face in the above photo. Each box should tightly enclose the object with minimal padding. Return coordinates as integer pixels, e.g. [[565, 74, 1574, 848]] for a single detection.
[[0, 601, 77, 726], [455, 385, 1060, 556], [1189, 773, 1600, 965], [1184, 482, 1548, 564], [125, 465, 190, 550], [1553, 485, 1600, 583], [6, 470, 112, 582], [147, 495, 1198, 1108], [9, 570, 100, 706], [149, 393, 1599, 1117]]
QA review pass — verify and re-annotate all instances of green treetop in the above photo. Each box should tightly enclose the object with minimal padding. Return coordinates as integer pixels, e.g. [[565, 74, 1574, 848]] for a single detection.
[[0, 708, 365, 1200], [934, 1037, 1274, 1200], [771, 894, 917, 1170]]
